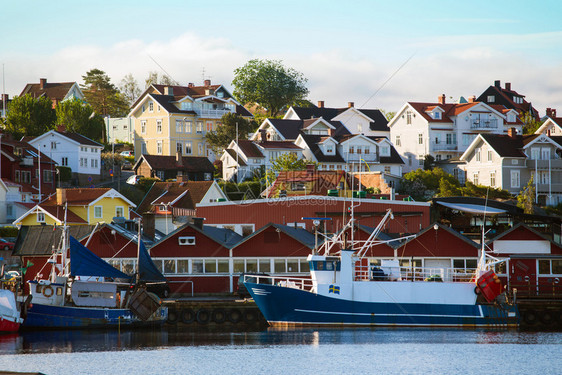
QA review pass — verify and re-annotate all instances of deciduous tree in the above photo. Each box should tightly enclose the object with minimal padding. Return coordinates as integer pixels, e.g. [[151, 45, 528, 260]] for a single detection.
[[205, 113, 257, 153], [5, 94, 56, 138], [119, 73, 142, 106], [55, 98, 105, 142], [232, 59, 309, 116]]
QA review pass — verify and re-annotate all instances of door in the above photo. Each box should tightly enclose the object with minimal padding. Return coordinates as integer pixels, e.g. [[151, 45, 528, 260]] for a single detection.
[[509, 258, 537, 297]]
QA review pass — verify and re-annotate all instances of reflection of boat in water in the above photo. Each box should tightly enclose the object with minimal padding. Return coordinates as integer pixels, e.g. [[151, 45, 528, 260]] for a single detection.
[[245, 209, 519, 328], [0, 289, 23, 332], [23, 221, 167, 329]]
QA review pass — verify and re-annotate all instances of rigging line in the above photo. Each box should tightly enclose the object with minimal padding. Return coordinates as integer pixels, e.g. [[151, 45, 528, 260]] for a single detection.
[[147, 54, 180, 85]]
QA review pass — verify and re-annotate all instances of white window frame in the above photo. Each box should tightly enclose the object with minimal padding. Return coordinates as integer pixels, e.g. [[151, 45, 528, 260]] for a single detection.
[[94, 206, 103, 219], [176, 119, 183, 133], [185, 121, 192, 133], [141, 120, 146, 134], [185, 141, 192, 155], [510, 170, 520, 188], [37, 212, 45, 223], [157, 141, 163, 155], [115, 206, 124, 218], [156, 120, 162, 134]]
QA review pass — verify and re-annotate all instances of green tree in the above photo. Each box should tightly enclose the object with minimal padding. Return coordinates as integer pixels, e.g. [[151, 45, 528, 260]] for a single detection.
[[266, 153, 314, 184], [144, 71, 176, 89], [400, 168, 459, 200], [232, 59, 309, 116], [438, 178, 462, 197], [119, 73, 141, 106], [423, 154, 435, 170], [205, 113, 257, 153], [381, 110, 396, 121], [517, 176, 535, 214], [5, 94, 56, 138], [522, 111, 543, 134], [55, 98, 105, 141], [81, 68, 129, 117]]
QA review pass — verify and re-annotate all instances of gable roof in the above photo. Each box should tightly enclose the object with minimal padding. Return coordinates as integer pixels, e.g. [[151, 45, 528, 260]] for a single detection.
[[256, 141, 302, 150], [398, 222, 480, 250], [20, 80, 76, 102], [135, 155, 214, 172], [479, 134, 539, 158], [238, 140, 264, 158], [298, 134, 345, 163], [233, 222, 319, 250], [477, 81, 538, 116], [42, 188, 112, 206], [356, 224, 403, 249], [13, 225, 97, 256], [407, 102, 480, 123], [137, 181, 217, 214], [265, 118, 350, 140], [224, 149, 247, 166], [56, 131, 103, 147], [289, 106, 389, 132]]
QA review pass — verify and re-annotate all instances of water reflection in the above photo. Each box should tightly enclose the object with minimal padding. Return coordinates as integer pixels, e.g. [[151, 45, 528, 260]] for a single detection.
[[1, 327, 561, 355]]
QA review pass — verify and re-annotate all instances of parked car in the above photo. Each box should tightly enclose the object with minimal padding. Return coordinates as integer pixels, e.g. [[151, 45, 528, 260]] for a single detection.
[[0, 238, 14, 251], [122, 161, 132, 170], [237, 273, 272, 297], [126, 175, 143, 185], [120, 151, 134, 157]]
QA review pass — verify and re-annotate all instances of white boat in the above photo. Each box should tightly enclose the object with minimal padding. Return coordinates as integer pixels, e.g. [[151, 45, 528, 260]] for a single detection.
[[244, 209, 519, 328]]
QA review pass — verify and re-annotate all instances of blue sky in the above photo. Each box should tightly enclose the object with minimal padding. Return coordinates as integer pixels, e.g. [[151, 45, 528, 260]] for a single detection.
[[2, 0, 562, 112]]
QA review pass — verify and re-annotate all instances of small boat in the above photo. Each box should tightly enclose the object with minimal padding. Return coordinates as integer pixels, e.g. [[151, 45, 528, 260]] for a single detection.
[[0, 288, 24, 332], [23, 221, 168, 330], [244, 209, 519, 328]]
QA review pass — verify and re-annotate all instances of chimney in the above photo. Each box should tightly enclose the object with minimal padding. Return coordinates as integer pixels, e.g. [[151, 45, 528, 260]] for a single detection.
[[329, 128, 336, 137], [546, 108, 552, 117], [348, 102, 354, 108], [508, 127, 517, 137], [188, 82, 194, 88], [468, 96, 476, 103], [505, 82, 511, 91], [553, 109, 557, 118], [40, 78, 47, 89], [494, 80, 501, 88], [318, 101, 325, 108], [164, 86, 174, 96], [204, 79, 211, 86], [259, 129, 267, 143], [142, 213, 155, 240], [56, 124, 66, 132], [192, 217, 204, 230], [56, 188, 66, 205], [438, 94, 446, 105]]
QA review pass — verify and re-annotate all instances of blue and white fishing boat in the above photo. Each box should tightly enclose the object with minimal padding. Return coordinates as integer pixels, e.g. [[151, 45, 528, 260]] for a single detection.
[[244, 209, 519, 328], [23, 223, 167, 329]]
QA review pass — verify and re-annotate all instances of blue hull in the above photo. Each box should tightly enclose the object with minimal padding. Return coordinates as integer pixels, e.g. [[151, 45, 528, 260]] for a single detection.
[[245, 282, 519, 328], [23, 303, 167, 329]]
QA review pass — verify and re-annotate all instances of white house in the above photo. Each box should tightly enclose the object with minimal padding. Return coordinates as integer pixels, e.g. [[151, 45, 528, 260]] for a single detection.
[[388, 95, 524, 174], [27, 131, 103, 185], [535, 108, 562, 136]]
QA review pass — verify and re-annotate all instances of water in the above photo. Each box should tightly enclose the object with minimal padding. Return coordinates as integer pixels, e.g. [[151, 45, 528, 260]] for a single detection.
[[0, 328, 561, 375]]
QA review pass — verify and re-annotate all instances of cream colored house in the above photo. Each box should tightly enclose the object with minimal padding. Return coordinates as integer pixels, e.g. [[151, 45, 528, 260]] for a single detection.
[[130, 81, 252, 163]]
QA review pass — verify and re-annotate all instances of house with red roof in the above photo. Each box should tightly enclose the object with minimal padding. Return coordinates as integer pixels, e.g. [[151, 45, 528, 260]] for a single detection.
[[19, 78, 84, 109], [388, 95, 524, 175], [459, 131, 562, 205], [133, 153, 215, 181], [535, 108, 562, 136]]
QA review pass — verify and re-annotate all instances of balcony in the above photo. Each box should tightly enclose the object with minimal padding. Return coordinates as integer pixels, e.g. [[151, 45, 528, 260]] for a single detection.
[[536, 183, 562, 194], [470, 119, 498, 130], [431, 142, 457, 152], [526, 159, 562, 169], [20, 157, 34, 166], [346, 154, 380, 163]]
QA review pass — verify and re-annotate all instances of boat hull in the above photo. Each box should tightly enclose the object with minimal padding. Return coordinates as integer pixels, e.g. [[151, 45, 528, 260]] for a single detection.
[[0, 315, 22, 332], [245, 282, 519, 328], [22, 303, 167, 329]]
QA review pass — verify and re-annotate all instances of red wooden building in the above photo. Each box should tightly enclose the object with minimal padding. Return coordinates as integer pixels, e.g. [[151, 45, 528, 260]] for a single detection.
[[196, 196, 430, 236]]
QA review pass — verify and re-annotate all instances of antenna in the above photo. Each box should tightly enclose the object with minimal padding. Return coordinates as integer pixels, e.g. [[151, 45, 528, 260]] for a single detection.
[[147, 54, 180, 85]]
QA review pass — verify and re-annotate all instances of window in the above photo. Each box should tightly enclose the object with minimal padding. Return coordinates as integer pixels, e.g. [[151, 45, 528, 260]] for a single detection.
[[177, 142, 183, 153], [380, 146, 390, 156], [156, 120, 162, 133], [446, 134, 453, 144], [179, 236, 196, 246], [473, 172, 479, 185], [157, 141, 162, 155], [395, 136, 401, 146], [364, 146, 370, 154], [357, 123, 363, 132], [349, 146, 354, 154], [91, 159, 95, 168], [530, 148, 540, 160], [475, 148, 481, 162], [408, 155, 413, 166], [406, 111, 412, 125], [176, 120, 183, 133], [198, 143, 204, 156], [142, 105, 145, 112], [487, 95, 495, 103], [94, 206, 103, 218], [185, 141, 192, 155], [487, 150, 493, 161], [541, 148, 551, 160], [50, 141, 57, 149], [206, 121, 213, 132], [196, 121, 203, 134], [490, 172, 496, 187], [141, 121, 146, 134], [149, 102, 154, 112], [185, 121, 192, 133], [384, 166, 391, 173], [157, 170, 165, 180], [418, 134, 423, 144], [434, 111, 441, 119], [510, 170, 520, 188], [15, 170, 20, 182], [418, 155, 424, 166], [436, 154, 442, 161], [115, 207, 124, 217], [22, 171, 31, 183], [141, 142, 147, 154], [37, 212, 45, 223], [43, 169, 52, 183], [356, 146, 362, 154], [511, 159, 518, 165]]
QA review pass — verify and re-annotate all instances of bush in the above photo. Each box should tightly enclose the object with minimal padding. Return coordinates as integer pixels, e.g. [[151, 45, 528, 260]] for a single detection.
[[56, 166, 72, 182]]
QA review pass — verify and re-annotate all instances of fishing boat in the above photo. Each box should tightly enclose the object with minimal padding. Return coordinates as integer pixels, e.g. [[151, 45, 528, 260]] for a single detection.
[[22, 222, 168, 329], [244, 209, 519, 328], [0, 288, 23, 332]]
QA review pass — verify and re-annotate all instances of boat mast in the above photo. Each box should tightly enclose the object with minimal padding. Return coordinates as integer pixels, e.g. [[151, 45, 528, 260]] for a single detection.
[[136, 218, 141, 284]]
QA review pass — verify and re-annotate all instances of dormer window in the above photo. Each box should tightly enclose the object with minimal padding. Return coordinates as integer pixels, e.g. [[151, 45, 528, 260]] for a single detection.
[[434, 111, 441, 120], [507, 114, 515, 123], [380, 146, 390, 157], [326, 146, 333, 154]]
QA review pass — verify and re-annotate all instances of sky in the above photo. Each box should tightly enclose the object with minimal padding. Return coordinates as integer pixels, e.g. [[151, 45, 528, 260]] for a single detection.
[[2, 0, 562, 114]]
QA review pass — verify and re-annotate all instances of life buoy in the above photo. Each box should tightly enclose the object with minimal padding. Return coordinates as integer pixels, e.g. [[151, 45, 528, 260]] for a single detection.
[[523, 310, 537, 325], [42, 286, 54, 298], [212, 309, 226, 324], [228, 309, 242, 324], [474, 286, 481, 295], [196, 309, 210, 324], [181, 309, 196, 324], [243, 309, 257, 323], [167, 309, 178, 324]]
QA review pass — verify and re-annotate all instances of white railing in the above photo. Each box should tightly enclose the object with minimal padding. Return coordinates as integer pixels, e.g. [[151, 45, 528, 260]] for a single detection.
[[243, 274, 314, 291], [355, 265, 476, 283], [431, 142, 457, 151], [195, 108, 234, 118], [471, 119, 498, 129]]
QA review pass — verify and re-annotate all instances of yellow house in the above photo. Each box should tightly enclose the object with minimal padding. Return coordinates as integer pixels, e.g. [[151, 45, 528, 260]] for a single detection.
[[129, 80, 253, 163], [13, 188, 136, 226]]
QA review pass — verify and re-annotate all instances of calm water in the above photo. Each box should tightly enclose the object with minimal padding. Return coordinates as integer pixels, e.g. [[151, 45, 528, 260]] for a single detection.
[[0, 328, 560, 375]]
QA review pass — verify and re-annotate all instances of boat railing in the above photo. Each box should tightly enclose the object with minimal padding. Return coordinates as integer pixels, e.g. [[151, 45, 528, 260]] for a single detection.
[[355, 264, 477, 283], [243, 274, 313, 291]]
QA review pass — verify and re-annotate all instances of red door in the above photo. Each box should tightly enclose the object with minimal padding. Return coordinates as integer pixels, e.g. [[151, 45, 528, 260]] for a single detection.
[[509, 258, 537, 297]]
